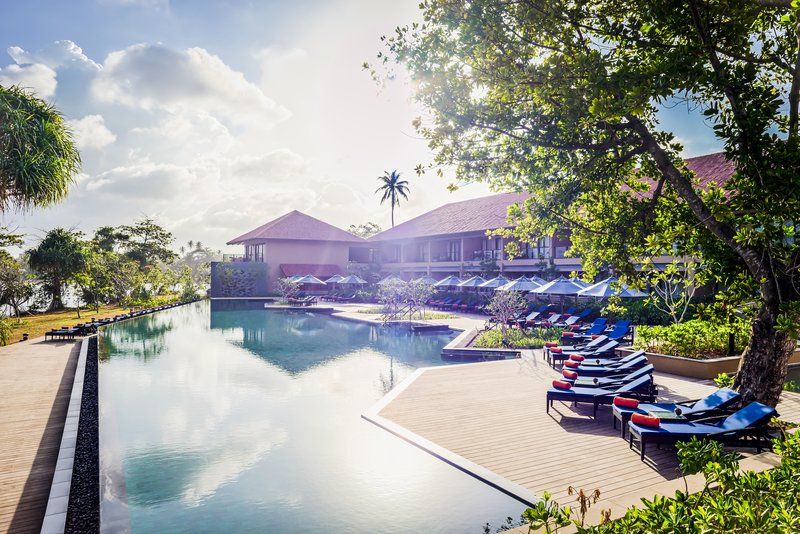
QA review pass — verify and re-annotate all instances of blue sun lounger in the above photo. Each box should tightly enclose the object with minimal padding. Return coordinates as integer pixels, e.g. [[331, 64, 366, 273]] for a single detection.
[[570, 354, 647, 376], [546, 375, 657, 418], [628, 401, 777, 460], [562, 364, 654, 388], [613, 387, 741, 437]]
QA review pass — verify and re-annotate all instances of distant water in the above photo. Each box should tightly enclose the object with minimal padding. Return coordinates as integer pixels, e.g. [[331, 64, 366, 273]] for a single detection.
[[99, 301, 525, 533]]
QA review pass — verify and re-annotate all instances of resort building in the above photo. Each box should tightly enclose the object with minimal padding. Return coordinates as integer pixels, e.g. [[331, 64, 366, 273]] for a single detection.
[[212, 152, 734, 297]]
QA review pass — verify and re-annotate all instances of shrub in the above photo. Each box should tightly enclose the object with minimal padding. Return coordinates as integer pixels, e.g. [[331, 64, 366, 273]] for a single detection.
[[633, 319, 750, 359], [474, 327, 563, 349], [504, 435, 800, 533]]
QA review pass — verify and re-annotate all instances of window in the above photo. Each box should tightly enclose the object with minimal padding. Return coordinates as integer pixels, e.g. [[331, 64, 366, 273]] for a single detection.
[[447, 240, 461, 261], [417, 242, 428, 262]]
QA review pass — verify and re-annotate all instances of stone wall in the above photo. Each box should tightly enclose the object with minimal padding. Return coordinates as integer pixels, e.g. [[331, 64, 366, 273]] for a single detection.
[[210, 261, 269, 297]]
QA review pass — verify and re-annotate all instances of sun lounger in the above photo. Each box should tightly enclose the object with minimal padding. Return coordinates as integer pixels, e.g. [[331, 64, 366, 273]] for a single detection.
[[628, 401, 777, 460], [578, 349, 645, 367], [561, 364, 653, 388], [547, 375, 656, 418], [543, 335, 609, 365], [569, 353, 647, 376], [549, 340, 620, 368], [612, 387, 741, 437]]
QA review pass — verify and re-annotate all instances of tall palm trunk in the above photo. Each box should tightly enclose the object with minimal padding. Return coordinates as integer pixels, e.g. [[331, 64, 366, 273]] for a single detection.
[[391, 190, 396, 227]]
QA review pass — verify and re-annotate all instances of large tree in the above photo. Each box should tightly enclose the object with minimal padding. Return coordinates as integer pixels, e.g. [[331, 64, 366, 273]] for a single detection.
[[379, 0, 800, 406], [118, 217, 178, 268], [0, 85, 80, 210], [27, 228, 86, 311]]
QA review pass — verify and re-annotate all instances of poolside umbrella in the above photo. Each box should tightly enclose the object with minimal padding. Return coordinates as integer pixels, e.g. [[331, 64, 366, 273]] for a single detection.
[[497, 277, 541, 292], [528, 275, 548, 286], [434, 275, 463, 288], [324, 274, 344, 284], [338, 275, 367, 285], [570, 277, 590, 288], [378, 274, 403, 285], [294, 275, 326, 285], [532, 276, 584, 311], [578, 276, 648, 298], [458, 276, 487, 290], [479, 275, 510, 289], [412, 275, 437, 285]]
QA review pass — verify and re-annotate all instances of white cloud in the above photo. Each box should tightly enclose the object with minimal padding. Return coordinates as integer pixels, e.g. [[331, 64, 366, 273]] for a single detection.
[[130, 112, 235, 164], [92, 44, 291, 127], [7, 40, 101, 71], [67, 114, 117, 150], [85, 161, 196, 198], [0, 63, 57, 97]]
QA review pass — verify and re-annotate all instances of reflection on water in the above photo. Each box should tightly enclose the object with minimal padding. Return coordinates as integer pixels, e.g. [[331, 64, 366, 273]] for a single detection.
[[100, 301, 524, 533]]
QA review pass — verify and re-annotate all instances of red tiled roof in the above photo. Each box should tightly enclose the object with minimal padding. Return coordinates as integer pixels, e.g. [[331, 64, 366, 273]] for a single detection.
[[369, 153, 735, 242], [280, 264, 343, 277], [368, 192, 530, 242], [684, 152, 734, 188], [227, 210, 364, 245]]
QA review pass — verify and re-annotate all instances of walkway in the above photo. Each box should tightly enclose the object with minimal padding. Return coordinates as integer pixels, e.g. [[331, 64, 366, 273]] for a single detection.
[[0, 338, 80, 534], [367, 350, 800, 524]]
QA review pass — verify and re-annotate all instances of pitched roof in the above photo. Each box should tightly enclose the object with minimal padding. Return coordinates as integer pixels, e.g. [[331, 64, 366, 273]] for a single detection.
[[369, 153, 735, 243], [684, 152, 735, 188], [227, 210, 364, 244], [368, 192, 530, 242]]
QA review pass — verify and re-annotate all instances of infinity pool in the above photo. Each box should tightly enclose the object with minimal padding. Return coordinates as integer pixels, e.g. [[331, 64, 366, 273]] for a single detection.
[[99, 301, 523, 533]]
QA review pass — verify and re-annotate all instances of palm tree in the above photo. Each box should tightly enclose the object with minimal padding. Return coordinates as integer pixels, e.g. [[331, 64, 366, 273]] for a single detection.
[[375, 170, 409, 227], [0, 85, 80, 210]]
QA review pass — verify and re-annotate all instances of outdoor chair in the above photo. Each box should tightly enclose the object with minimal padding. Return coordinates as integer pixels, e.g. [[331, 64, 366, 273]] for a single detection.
[[548, 340, 620, 368], [546, 374, 657, 418], [561, 363, 654, 388], [569, 318, 608, 340], [612, 388, 741, 438], [627, 401, 778, 460], [568, 353, 647, 376], [543, 334, 609, 364], [577, 349, 645, 367], [605, 320, 632, 342]]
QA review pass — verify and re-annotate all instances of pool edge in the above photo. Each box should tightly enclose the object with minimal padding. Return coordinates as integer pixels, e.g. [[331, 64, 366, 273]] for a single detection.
[[361, 364, 539, 509]]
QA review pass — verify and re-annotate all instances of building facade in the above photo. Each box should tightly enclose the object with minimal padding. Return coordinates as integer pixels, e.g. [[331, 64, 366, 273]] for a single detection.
[[211, 153, 734, 296]]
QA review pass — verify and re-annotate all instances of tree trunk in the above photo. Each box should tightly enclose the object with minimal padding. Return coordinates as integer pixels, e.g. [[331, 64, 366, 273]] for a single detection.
[[48, 280, 64, 311], [734, 302, 795, 407]]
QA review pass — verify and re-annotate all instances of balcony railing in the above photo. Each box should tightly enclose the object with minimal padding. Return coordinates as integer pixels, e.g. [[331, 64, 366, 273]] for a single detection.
[[473, 249, 502, 260], [222, 254, 246, 262]]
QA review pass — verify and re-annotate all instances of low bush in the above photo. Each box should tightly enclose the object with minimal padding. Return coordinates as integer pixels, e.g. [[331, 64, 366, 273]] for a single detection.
[[633, 319, 750, 359], [495, 434, 800, 533], [474, 327, 563, 349]]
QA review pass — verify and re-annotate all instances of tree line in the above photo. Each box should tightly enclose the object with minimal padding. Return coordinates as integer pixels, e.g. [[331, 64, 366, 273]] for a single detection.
[[0, 217, 219, 320]]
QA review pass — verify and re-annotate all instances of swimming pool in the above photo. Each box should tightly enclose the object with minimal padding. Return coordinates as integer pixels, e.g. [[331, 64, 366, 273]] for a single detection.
[[99, 301, 524, 533]]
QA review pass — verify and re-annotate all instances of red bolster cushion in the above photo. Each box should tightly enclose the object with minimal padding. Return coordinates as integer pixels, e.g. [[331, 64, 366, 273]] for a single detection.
[[569, 354, 585, 362], [552, 380, 572, 390], [631, 413, 660, 428], [544, 342, 559, 348], [564, 360, 580, 368], [613, 397, 640, 409], [562, 370, 578, 379], [549, 347, 563, 353], [562, 331, 575, 337], [591, 334, 600, 340], [563, 313, 571, 317]]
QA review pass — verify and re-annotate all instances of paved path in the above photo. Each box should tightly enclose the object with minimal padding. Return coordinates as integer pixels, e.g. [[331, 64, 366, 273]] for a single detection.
[[371, 350, 800, 526], [0, 338, 80, 534]]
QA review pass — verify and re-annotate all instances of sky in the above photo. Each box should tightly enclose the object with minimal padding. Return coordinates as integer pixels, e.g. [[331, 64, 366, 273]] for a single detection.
[[0, 0, 722, 253]]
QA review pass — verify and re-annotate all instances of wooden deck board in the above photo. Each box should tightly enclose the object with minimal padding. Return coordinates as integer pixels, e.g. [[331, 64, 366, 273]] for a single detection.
[[0, 338, 79, 534], [376, 351, 800, 510]]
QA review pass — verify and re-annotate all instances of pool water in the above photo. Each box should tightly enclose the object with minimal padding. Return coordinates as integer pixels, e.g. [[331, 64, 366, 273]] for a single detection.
[[99, 301, 524, 533]]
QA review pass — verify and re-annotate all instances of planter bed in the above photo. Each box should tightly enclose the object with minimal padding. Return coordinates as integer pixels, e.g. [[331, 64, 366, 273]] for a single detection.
[[619, 347, 800, 380], [441, 329, 521, 361]]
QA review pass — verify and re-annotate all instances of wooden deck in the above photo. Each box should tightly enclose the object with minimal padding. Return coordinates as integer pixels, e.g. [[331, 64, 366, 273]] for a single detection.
[[0, 338, 80, 534], [369, 351, 800, 522]]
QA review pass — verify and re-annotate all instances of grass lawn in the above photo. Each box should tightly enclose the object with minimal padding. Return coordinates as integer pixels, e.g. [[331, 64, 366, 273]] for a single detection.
[[6, 305, 135, 342], [354, 306, 456, 320]]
